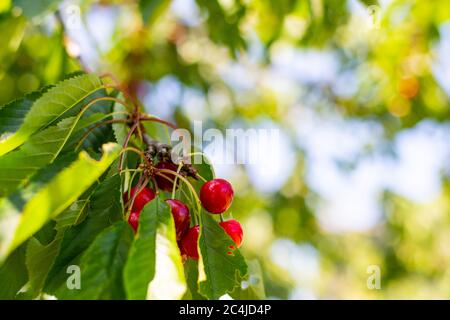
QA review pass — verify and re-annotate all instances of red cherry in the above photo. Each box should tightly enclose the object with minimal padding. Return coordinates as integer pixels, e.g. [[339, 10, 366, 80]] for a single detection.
[[128, 211, 140, 232], [123, 186, 155, 212], [166, 199, 190, 240], [200, 179, 234, 214], [155, 161, 179, 192], [181, 225, 200, 260], [219, 219, 243, 248]]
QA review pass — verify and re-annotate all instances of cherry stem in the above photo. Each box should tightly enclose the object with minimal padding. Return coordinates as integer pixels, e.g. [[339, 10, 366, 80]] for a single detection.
[[119, 121, 139, 173], [155, 169, 202, 214], [171, 162, 184, 199], [76, 119, 128, 150], [99, 73, 140, 111], [196, 173, 208, 183], [119, 146, 146, 161], [140, 115, 178, 130], [126, 176, 149, 219]]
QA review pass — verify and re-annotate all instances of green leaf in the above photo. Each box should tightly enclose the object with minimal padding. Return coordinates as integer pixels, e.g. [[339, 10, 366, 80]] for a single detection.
[[69, 89, 115, 152], [25, 199, 89, 297], [0, 116, 80, 197], [198, 210, 248, 299], [0, 143, 121, 263], [124, 196, 186, 299], [123, 200, 158, 299], [229, 259, 266, 300], [56, 221, 134, 299], [0, 244, 28, 299], [182, 259, 206, 300], [0, 86, 50, 137], [45, 174, 123, 294], [0, 73, 103, 156]]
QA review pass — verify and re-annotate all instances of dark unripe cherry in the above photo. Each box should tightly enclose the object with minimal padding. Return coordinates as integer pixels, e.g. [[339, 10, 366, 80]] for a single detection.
[[181, 225, 200, 260], [166, 199, 190, 240], [200, 179, 234, 214], [123, 186, 155, 212], [219, 219, 243, 248], [155, 161, 179, 192], [128, 211, 140, 232]]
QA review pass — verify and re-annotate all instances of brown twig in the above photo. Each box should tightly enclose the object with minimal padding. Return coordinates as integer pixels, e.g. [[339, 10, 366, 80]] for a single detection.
[[118, 121, 140, 173], [139, 115, 178, 130], [76, 119, 129, 150]]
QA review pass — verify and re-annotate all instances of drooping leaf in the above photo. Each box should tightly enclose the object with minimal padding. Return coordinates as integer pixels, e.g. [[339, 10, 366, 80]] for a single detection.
[[182, 259, 206, 300], [123, 200, 158, 299], [45, 174, 123, 294], [25, 199, 89, 297], [198, 210, 248, 299], [0, 73, 103, 156], [229, 259, 266, 300], [0, 143, 121, 263], [55, 221, 134, 299], [124, 196, 186, 300], [147, 196, 187, 299]]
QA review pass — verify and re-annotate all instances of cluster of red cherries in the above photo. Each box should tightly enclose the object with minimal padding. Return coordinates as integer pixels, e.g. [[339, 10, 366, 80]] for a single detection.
[[123, 168, 243, 260]]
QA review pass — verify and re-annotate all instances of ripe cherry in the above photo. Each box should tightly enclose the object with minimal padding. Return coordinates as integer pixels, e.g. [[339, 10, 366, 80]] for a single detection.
[[123, 186, 155, 212], [219, 219, 243, 248], [200, 179, 234, 214], [128, 211, 140, 232], [166, 199, 190, 240], [181, 225, 200, 260], [155, 161, 179, 192]]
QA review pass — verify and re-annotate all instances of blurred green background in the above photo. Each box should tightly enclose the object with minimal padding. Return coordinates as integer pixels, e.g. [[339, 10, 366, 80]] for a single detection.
[[1, 0, 450, 299]]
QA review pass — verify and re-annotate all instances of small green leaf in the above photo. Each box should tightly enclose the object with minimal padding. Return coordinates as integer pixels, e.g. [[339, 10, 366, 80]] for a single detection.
[[198, 210, 248, 299], [56, 221, 134, 299], [0, 73, 103, 156], [0, 143, 121, 263]]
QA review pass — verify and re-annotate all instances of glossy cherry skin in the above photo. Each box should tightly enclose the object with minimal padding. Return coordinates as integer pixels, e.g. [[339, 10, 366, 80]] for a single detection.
[[128, 211, 140, 232], [166, 199, 190, 240], [181, 225, 200, 260], [155, 161, 179, 192], [219, 219, 243, 248], [200, 179, 234, 214], [123, 186, 155, 212]]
